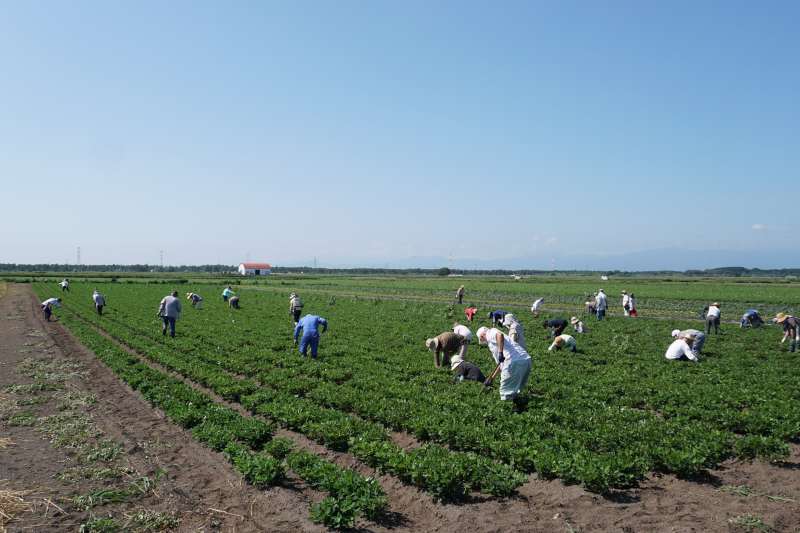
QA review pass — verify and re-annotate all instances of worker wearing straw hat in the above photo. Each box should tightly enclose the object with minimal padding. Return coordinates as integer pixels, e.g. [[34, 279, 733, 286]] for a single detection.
[[774, 313, 800, 352], [426, 331, 467, 368], [477, 326, 532, 403], [450, 354, 486, 383], [672, 328, 706, 358], [740, 309, 764, 328], [186, 292, 203, 309], [570, 316, 587, 334], [706, 303, 721, 334]]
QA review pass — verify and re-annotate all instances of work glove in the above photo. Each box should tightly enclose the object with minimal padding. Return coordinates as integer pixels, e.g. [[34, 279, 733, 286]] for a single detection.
[[497, 354, 505, 363]]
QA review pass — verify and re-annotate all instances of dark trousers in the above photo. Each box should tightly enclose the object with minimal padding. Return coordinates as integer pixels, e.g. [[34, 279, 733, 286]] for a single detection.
[[457, 295, 463, 304], [44, 306, 52, 321], [161, 316, 176, 337], [292, 309, 302, 323], [96, 304, 103, 315], [706, 316, 720, 334], [596, 309, 606, 320]]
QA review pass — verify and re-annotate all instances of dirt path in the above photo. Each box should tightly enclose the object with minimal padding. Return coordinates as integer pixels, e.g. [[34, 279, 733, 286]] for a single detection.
[[4, 283, 800, 532]]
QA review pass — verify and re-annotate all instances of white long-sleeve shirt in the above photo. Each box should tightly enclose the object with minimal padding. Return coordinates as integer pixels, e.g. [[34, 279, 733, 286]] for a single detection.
[[622, 294, 630, 307], [665, 339, 698, 361], [452, 324, 472, 342], [484, 328, 530, 369], [706, 305, 720, 319], [531, 298, 544, 311]]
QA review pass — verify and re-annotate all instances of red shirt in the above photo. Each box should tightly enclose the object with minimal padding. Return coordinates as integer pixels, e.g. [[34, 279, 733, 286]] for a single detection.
[[464, 307, 477, 320]]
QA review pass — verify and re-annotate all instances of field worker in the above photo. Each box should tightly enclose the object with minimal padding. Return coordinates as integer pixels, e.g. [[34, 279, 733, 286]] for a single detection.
[[60, 278, 70, 292], [570, 316, 587, 334], [464, 305, 478, 322], [665, 335, 698, 362], [706, 303, 721, 334], [157, 290, 182, 338], [455, 285, 465, 304], [452, 323, 473, 359], [41, 297, 61, 322], [92, 289, 106, 315], [476, 326, 532, 403], [229, 295, 240, 309], [186, 292, 203, 309], [595, 289, 608, 320], [222, 286, 235, 302], [450, 355, 486, 383], [425, 331, 466, 368], [548, 334, 577, 353], [740, 309, 764, 328], [774, 313, 800, 352], [671, 329, 706, 358], [543, 318, 568, 337], [628, 293, 638, 317], [289, 292, 304, 325], [502, 313, 526, 349], [530, 298, 544, 317], [621, 291, 630, 317], [488, 310, 508, 327], [294, 314, 328, 359], [584, 299, 596, 315]]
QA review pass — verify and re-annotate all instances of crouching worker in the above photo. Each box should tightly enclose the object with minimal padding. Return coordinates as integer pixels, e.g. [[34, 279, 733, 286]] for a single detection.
[[477, 326, 532, 403], [229, 295, 240, 309], [570, 316, 588, 334], [450, 355, 486, 383], [426, 332, 466, 368], [92, 289, 105, 315], [41, 297, 61, 321], [671, 329, 705, 358], [740, 309, 764, 328], [775, 313, 800, 352], [665, 334, 698, 362], [186, 292, 203, 309], [548, 334, 577, 352], [294, 314, 328, 359]]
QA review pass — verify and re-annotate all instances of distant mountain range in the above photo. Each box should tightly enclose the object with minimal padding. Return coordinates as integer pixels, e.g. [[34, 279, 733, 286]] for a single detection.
[[321, 248, 800, 271]]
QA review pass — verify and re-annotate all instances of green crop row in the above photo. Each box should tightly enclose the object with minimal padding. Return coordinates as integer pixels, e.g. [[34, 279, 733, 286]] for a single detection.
[[34, 287, 388, 528]]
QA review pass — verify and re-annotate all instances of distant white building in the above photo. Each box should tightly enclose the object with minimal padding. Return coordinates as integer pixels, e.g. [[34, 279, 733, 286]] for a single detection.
[[238, 262, 272, 276]]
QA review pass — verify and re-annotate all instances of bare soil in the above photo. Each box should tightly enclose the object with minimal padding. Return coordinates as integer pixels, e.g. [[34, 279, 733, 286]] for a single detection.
[[2, 283, 798, 532]]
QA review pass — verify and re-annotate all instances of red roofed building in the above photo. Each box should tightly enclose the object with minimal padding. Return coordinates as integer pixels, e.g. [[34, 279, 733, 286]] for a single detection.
[[238, 262, 272, 276]]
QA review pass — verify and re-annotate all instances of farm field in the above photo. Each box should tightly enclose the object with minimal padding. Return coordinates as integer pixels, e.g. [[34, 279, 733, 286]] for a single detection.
[[17, 277, 800, 530]]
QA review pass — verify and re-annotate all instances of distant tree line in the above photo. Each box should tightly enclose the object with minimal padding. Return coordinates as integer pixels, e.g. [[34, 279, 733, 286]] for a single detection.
[[1, 263, 798, 277]]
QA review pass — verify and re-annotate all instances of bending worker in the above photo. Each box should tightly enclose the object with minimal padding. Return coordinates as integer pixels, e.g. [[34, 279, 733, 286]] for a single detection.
[[452, 323, 473, 359], [229, 295, 240, 309], [671, 328, 705, 358], [570, 316, 587, 334], [294, 314, 328, 359], [41, 297, 61, 321], [530, 298, 544, 317], [706, 302, 721, 334], [488, 310, 508, 327], [426, 331, 467, 368], [543, 317, 568, 337], [157, 290, 182, 338], [222, 286, 235, 302], [186, 292, 203, 309], [502, 313, 526, 349], [476, 326, 532, 403], [548, 334, 577, 352], [450, 354, 485, 383], [775, 313, 800, 352], [464, 305, 478, 322], [740, 309, 764, 328]]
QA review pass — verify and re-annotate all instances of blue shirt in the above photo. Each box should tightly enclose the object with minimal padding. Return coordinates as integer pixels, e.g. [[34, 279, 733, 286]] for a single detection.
[[294, 315, 328, 340]]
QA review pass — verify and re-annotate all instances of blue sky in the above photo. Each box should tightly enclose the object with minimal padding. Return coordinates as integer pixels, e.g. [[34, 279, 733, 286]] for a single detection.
[[1, 1, 798, 269]]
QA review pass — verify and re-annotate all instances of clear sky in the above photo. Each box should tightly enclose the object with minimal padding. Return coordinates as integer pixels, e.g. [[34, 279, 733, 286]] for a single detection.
[[2, 1, 798, 269]]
